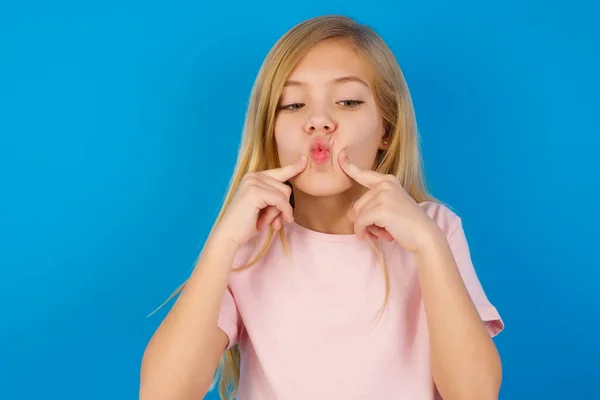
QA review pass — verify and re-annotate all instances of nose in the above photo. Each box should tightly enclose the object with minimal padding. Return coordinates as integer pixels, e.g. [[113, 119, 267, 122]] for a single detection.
[[304, 110, 337, 134]]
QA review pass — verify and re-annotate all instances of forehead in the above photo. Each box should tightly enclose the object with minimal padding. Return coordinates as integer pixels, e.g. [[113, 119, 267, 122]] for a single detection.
[[286, 39, 372, 85]]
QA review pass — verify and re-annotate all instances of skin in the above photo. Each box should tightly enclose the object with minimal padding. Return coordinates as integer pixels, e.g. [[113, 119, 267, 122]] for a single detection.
[[274, 38, 387, 235], [140, 38, 502, 400], [273, 39, 503, 400], [139, 159, 308, 400]]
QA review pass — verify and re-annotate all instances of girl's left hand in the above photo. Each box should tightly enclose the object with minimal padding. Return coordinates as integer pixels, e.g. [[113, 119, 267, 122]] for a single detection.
[[339, 150, 442, 253]]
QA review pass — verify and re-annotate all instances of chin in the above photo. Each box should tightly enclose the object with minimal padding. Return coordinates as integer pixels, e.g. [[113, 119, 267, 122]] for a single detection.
[[290, 170, 352, 198]]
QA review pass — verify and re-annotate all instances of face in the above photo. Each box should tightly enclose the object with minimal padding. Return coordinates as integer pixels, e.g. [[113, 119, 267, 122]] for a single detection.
[[274, 39, 387, 197]]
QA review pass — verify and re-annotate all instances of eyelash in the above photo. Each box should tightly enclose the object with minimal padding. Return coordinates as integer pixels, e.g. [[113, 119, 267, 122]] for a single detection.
[[278, 100, 365, 112]]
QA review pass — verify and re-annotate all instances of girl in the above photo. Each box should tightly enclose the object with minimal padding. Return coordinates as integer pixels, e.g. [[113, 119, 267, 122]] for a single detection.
[[140, 15, 504, 400]]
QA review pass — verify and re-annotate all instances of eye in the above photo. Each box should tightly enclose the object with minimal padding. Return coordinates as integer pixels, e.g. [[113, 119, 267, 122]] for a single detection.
[[278, 103, 305, 112], [338, 100, 365, 109]]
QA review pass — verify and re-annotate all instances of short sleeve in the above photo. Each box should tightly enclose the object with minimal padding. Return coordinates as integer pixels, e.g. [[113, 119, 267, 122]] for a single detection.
[[444, 208, 504, 337], [215, 235, 262, 349], [217, 285, 243, 349]]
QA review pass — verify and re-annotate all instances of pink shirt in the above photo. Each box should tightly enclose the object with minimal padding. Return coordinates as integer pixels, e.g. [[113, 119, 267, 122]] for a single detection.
[[217, 201, 503, 399]]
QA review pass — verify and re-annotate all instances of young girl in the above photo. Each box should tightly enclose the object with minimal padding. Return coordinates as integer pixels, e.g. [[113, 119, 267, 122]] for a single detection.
[[140, 15, 504, 400]]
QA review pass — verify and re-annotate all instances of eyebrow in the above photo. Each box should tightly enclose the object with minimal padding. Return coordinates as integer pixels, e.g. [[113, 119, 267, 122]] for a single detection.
[[283, 75, 370, 88]]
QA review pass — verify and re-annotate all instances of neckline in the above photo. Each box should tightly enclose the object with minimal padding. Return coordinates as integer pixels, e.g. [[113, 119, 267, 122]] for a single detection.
[[288, 221, 362, 243]]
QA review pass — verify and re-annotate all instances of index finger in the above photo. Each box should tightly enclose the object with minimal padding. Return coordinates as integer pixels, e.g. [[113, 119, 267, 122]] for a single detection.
[[262, 155, 307, 181], [338, 150, 384, 188]]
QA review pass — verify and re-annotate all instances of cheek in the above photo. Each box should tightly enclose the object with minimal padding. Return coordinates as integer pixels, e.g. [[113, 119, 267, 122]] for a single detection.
[[274, 119, 302, 165], [342, 140, 380, 170], [275, 138, 296, 164], [339, 115, 384, 167]]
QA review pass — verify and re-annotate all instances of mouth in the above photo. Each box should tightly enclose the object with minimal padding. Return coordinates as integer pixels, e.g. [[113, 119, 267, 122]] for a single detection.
[[309, 137, 331, 165]]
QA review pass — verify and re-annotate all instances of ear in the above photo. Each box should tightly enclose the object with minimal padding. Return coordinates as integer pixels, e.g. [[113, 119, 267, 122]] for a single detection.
[[378, 135, 390, 151]]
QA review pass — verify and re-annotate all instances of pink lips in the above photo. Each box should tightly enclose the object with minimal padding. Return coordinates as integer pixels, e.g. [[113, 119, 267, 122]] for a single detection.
[[309, 138, 330, 164]]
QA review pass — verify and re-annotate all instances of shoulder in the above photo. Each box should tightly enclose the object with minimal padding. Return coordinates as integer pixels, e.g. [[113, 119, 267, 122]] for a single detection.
[[381, 201, 464, 257], [417, 200, 463, 235]]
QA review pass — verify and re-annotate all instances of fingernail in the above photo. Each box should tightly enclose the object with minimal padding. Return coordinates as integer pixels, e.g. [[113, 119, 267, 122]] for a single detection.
[[340, 150, 347, 160]]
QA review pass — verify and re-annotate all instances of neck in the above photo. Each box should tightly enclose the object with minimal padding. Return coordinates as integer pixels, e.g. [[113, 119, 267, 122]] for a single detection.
[[291, 185, 365, 235]]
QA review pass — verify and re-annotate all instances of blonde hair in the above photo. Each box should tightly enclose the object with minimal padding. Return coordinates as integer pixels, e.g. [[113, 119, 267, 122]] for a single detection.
[[158, 14, 437, 400]]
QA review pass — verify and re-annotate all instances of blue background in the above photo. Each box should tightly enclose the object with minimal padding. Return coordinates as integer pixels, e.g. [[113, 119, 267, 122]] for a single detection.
[[1, 1, 598, 399]]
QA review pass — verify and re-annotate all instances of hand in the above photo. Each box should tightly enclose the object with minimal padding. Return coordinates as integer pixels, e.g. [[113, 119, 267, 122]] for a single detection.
[[338, 151, 440, 253], [214, 156, 307, 248]]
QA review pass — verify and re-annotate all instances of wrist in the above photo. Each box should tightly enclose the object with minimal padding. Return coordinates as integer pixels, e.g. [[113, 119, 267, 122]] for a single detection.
[[414, 223, 448, 256], [206, 227, 241, 258]]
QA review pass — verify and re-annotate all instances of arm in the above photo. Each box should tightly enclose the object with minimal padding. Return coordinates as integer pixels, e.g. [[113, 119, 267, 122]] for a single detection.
[[139, 156, 305, 399], [335, 154, 502, 398], [415, 229, 502, 400], [139, 233, 238, 400]]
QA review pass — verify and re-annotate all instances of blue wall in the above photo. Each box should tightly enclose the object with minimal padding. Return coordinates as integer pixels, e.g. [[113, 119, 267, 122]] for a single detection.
[[1, 1, 598, 399]]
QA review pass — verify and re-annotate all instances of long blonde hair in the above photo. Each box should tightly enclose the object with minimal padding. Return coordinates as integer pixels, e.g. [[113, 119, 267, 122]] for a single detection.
[[159, 14, 436, 400]]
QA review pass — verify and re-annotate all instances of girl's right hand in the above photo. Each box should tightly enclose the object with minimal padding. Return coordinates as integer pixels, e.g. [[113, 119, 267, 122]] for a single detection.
[[213, 156, 307, 248]]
